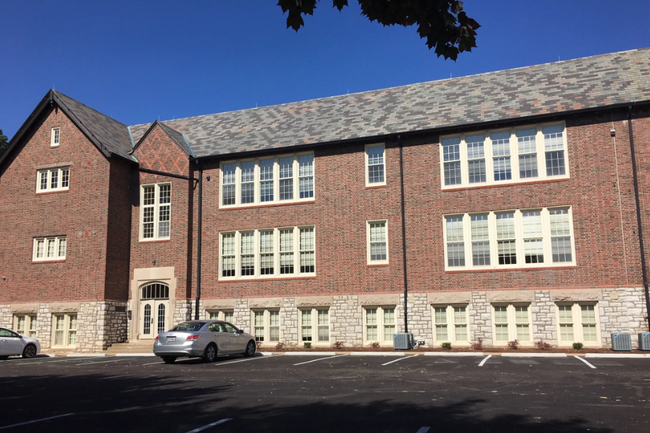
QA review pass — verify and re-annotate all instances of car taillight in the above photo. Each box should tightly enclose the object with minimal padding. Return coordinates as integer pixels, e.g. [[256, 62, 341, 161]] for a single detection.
[[186, 335, 199, 341], [155, 336, 159, 341]]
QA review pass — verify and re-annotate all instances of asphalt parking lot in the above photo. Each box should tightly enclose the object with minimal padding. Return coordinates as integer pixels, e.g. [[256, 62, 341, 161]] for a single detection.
[[1, 353, 649, 433]]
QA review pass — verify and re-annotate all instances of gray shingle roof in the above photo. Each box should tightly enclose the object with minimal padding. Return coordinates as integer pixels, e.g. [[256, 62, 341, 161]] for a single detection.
[[130, 48, 650, 159]]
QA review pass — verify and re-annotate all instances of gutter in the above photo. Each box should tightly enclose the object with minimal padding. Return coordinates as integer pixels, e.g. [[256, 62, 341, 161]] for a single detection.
[[398, 135, 409, 333]]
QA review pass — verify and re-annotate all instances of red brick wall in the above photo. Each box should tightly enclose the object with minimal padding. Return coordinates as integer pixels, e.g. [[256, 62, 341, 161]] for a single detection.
[[0, 107, 114, 302], [129, 124, 196, 301]]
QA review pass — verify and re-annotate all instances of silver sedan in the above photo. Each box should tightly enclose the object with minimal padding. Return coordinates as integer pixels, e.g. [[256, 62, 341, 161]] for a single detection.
[[0, 327, 40, 359], [153, 320, 256, 364]]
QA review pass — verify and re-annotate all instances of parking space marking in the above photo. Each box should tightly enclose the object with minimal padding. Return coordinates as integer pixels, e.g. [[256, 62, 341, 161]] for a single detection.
[[184, 418, 232, 433], [382, 354, 419, 366], [0, 413, 74, 430], [416, 428, 430, 433], [575, 356, 597, 369], [74, 357, 137, 366], [213, 356, 269, 366], [294, 354, 348, 366], [478, 355, 492, 367]]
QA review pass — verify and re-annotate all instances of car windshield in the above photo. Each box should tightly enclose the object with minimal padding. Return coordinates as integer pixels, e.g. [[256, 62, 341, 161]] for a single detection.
[[170, 322, 205, 332]]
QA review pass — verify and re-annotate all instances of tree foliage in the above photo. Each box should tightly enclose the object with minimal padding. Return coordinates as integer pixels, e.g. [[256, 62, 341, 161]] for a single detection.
[[278, 0, 480, 60], [0, 129, 8, 158]]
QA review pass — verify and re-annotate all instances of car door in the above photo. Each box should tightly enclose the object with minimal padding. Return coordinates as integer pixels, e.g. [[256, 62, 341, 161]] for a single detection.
[[0, 329, 24, 356], [223, 323, 245, 353], [207, 322, 230, 353]]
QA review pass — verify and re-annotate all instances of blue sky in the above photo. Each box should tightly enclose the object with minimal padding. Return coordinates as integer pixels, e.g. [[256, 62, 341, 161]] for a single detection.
[[1, 1, 649, 140]]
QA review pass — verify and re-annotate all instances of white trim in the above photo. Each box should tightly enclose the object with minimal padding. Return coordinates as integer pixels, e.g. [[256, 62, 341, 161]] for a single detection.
[[252, 309, 280, 343], [440, 122, 569, 189], [32, 236, 67, 261], [365, 143, 386, 186], [363, 306, 396, 344], [50, 127, 60, 147], [36, 167, 70, 193], [491, 304, 532, 346], [556, 302, 602, 347], [431, 304, 469, 345], [139, 183, 171, 241], [299, 308, 330, 345], [51, 313, 77, 348], [13, 314, 37, 338], [220, 152, 315, 208], [366, 220, 389, 265]]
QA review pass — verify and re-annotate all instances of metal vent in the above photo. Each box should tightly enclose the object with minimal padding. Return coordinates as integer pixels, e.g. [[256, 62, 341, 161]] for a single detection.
[[639, 333, 650, 351], [393, 333, 415, 350], [611, 333, 632, 351]]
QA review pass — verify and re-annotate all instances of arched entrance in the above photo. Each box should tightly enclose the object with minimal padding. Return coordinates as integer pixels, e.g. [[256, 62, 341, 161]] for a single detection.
[[139, 282, 170, 339]]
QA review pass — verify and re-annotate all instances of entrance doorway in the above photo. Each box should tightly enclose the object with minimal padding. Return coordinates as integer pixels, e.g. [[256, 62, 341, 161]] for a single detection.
[[139, 283, 170, 339]]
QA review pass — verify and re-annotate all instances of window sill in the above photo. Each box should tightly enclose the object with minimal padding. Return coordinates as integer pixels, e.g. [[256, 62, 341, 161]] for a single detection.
[[139, 239, 171, 244], [365, 183, 387, 190], [445, 265, 577, 273], [36, 189, 69, 195], [441, 176, 570, 192], [219, 275, 316, 282], [32, 259, 66, 264], [219, 199, 315, 210], [367, 263, 389, 267]]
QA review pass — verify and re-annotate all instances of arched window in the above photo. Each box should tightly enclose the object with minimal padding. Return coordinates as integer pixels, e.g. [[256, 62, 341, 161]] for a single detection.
[[141, 283, 169, 300]]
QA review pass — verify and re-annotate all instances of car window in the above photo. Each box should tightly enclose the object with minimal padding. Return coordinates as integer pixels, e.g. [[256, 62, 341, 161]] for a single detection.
[[223, 323, 238, 333], [0, 329, 17, 337], [208, 323, 224, 332], [170, 322, 205, 332]]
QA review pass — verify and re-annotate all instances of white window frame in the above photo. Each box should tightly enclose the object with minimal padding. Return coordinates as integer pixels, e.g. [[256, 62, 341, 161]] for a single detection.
[[556, 302, 601, 347], [365, 143, 386, 186], [51, 313, 77, 348], [252, 309, 280, 343], [140, 183, 171, 241], [207, 310, 234, 323], [299, 308, 330, 345], [432, 305, 469, 345], [440, 122, 569, 189], [220, 152, 315, 208], [220, 226, 315, 279], [13, 314, 37, 338], [36, 167, 70, 193], [443, 207, 576, 270], [363, 306, 396, 344], [367, 220, 389, 265], [492, 304, 532, 345], [51, 127, 60, 147], [33, 236, 67, 261]]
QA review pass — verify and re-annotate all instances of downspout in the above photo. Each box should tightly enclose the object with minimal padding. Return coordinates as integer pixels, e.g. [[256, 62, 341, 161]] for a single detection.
[[195, 166, 203, 320], [398, 135, 409, 333], [627, 105, 650, 331]]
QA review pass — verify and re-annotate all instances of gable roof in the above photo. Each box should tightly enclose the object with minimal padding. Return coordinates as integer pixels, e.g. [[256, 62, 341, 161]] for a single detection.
[[1, 90, 135, 166], [129, 48, 650, 159]]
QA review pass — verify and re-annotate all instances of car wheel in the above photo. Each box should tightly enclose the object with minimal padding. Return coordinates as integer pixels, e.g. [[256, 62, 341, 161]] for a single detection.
[[161, 356, 177, 364], [244, 340, 256, 357], [203, 344, 217, 363], [22, 344, 37, 359]]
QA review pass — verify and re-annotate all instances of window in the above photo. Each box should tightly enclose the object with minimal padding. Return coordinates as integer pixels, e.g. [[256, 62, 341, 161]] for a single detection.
[[51, 128, 60, 147], [367, 221, 388, 264], [365, 144, 386, 186], [300, 308, 330, 344], [557, 303, 600, 346], [140, 184, 171, 241], [493, 304, 531, 344], [14, 315, 37, 338], [220, 153, 314, 207], [252, 310, 280, 342], [208, 310, 234, 323], [440, 123, 568, 188], [36, 167, 69, 193], [220, 226, 315, 279], [443, 207, 575, 270], [33, 236, 66, 261], [52, 313, 77, 347], [364, 306, 395, 344], [432, 305, 468, 343]]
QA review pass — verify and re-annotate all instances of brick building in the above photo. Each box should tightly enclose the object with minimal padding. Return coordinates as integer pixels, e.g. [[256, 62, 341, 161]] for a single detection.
[[1, 48, 650, 351]]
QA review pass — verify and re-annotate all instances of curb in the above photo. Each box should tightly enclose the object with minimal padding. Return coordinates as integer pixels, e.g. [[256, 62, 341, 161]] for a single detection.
[[349, 352, 405, 356], [114, 353, 156, 357], [282, 351, 338, 356], [424, 352, 485, 357], [585, 353, 650, 358], [501, 352, 567, 358], [65, 353, 108, 358]]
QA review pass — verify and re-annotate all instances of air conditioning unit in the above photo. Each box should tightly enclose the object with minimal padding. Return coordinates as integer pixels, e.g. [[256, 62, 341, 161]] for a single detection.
[[393, 333, 415, 350], [639, 333, 650, 351], [611, 333, 632, 351]]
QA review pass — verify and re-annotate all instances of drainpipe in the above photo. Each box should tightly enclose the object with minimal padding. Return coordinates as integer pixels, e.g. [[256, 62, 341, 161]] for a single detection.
[[398, 135, 409, 333], [195, 166, 203, 320], [627, 106, 650, 331]]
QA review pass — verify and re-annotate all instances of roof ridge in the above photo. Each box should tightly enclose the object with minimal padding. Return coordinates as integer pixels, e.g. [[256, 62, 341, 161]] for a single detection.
[[54, 90, 129, 128]]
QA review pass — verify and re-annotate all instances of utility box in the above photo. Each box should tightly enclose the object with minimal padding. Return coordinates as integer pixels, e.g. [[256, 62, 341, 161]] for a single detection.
[[639, 333, 650, 351], [393, 333, 415, 350], [611, 333, 632, 351]]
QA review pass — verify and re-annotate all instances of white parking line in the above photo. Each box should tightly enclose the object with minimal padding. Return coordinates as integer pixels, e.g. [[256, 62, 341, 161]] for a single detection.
[[294, 354, 348, 366], [213, 356, 269, 366], [478, 355, 492, 367], [184, 418, 232, 433], [382, 355, 419, 366], [74, 358, 135, 366], [416, 427, 430, 433], [0, 413, 74, 430], [575, 356, 597, 369]]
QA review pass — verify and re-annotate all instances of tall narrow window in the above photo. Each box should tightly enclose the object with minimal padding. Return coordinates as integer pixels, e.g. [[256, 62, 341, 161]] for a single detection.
[[367, 221, 388, 264], [496, 212, 516, 265], [317, 309, 329, 342], [299, 154, 314, 198], [280, 229, 294, 274], [442, 137, 461, 185], [52, 313, 77, 347], [301, 309, 312, 342], [550, 208, 572, 262], [522, 210, 543, 263], [492, 131, 511, 181], [221, 233, 235, 277], [259, 230, 274, 275], [300, 227, 315, 273], [383, 308, 395, 341], [279, 157, 294, 201], [446, 216, 465, 267], [141, 184, 172, 240], [471, 214, 490, 266], [51, 128, 60, 147], [515, 306, 530, 341], [558, 305, 574, 342], [222, 163, 236, 206], [366, 144, 386, 185], [241, 161, 255, 204], [259, 159, 274, 202], [467, 135, 486, 183], [240, 232, 255, 276], [544, 125, 566, 176], [517, 128, 538, 178], [581, 305, 597, 342]]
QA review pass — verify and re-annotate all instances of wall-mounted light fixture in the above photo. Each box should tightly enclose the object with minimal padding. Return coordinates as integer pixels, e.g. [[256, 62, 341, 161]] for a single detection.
[[611, 128, 616, 137], [1, 276, 6, 281], [152, 259, 156, 267]]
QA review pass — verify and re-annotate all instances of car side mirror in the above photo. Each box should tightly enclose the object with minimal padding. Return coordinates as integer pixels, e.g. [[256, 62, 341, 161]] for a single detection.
[[236, 330, 244, 335]]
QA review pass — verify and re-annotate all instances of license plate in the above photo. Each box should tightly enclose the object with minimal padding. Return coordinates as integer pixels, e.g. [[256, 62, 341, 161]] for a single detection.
[[166, 336, 176, 342]]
